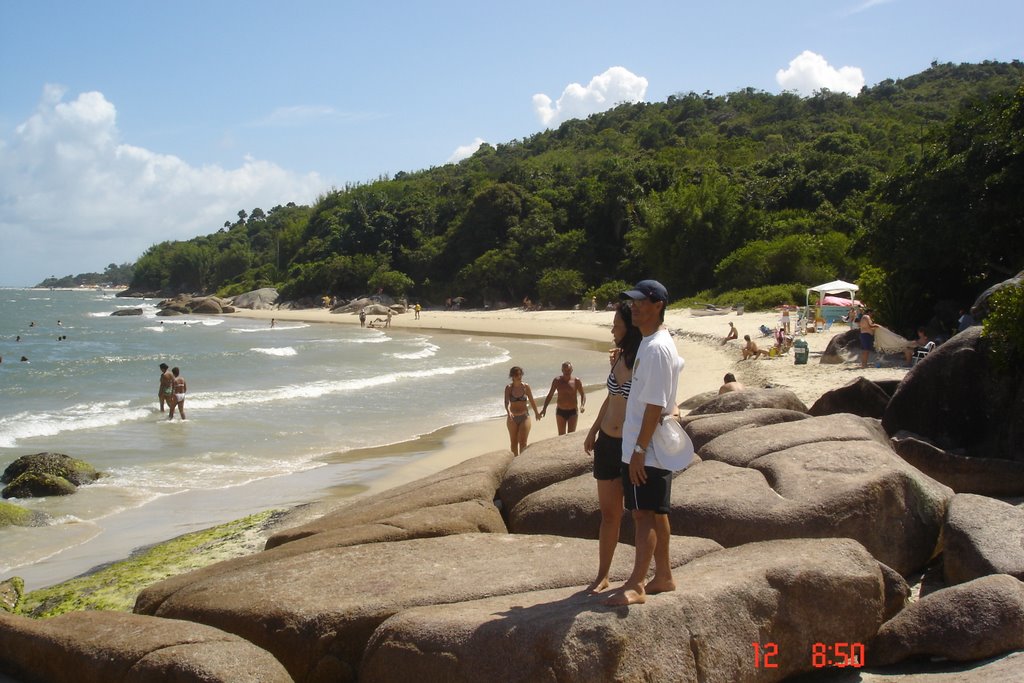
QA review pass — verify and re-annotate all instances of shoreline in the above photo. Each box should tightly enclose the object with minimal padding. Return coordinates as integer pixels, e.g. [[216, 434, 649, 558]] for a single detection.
[[15, 304, 911, 608]]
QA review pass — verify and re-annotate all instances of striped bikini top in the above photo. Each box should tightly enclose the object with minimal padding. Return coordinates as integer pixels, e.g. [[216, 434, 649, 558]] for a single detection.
[[606, 357, 631, 398]]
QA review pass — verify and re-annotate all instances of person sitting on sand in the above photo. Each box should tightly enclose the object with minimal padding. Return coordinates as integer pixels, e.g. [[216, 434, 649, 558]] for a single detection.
[[721, 321, 738, 345], [741, 335, 770, 360], [367, 318, 387, 328], [903, 327, 930, 365], [719, 372, 744, 394]]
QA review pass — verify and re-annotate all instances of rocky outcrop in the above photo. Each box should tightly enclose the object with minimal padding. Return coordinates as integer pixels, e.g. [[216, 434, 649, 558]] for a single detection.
[[869, 574, 1024, 665], [1, 452, 100, 499], [498, 431, 593, 512], [361, 538, 886, 682], [143, 533, 720, 683], [943, 493, 1024, 585], [884, 326, 1024, 461], [809, 376, 893, 418], [891, 432, 1024, 496], [681, 407, 810, 451], [109, 308, 143, 316], [0, 611, 292, 683], [15, 364, 1024, 681], [265, 449, 513, 548], [821, 328, 862, 364], [686, 387, 808, 415], [230, 288, 279, 310], [156, 294, 235, 316], [508, 414, 948, 575]]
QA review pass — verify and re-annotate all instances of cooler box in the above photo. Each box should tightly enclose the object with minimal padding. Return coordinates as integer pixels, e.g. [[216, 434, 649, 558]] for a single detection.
[[793, 339, 809, 365]]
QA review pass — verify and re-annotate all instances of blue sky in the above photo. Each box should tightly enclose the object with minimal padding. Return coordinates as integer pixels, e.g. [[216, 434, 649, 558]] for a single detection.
[[1, 0, 1021, 286]]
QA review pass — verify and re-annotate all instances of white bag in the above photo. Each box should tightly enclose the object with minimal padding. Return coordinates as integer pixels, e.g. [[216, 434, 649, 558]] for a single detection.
[[651, 417, 695, 472]]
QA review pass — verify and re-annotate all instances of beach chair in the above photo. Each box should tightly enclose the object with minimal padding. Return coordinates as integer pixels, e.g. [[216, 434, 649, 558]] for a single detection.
[[912, 341, 936, 366], [759, 324, 773, 337]]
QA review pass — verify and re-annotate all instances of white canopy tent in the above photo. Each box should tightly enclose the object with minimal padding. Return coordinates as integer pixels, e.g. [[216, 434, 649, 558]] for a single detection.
[[805, 279, 859, 307]]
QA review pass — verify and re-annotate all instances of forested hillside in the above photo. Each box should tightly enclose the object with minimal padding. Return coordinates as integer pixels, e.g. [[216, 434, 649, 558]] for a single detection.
[[126, 61, 1024, 329]]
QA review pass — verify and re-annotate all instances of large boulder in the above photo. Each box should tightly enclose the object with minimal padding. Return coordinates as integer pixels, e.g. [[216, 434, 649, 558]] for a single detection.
[[0, 611, 292, 683], [142, 533, 717, 683], [2, 453, 100, 499], [687, 388, 808, 416], [230, 288, 279, 310], [943, 493, 1024, 585], [360, 538, 887, 683], [869, 574, 1024, 665], [809, 376, 893, 418], [136, 499, 507, 615], [189, 297, 223, 314], [821, 328, 862, 364], [510, 415, 950, 575], [883, 326, 1024, 461], [497, 431, 592, 512], [265, 449, 513, 548], [697, 413, 889, 467], [109, 308, 143, 316], [970, 270, 1023, 322], [681, 408, 810, 452], [891, 432, 1024, 496]]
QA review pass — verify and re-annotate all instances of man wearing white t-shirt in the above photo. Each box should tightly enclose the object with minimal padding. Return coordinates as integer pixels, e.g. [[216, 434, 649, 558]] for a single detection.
[[606, 279, 683, 606]]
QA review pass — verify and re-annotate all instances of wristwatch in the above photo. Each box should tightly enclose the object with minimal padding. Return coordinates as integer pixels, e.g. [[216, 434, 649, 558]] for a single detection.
[[632, 443, 647, 455]]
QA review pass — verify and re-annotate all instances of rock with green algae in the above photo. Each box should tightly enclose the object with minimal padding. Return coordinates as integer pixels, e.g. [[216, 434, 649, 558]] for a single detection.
[[17, 509, 283, 618], [0, 500, 47, 527], [1, 452, 101, 499], [1, 577, 24, 613]]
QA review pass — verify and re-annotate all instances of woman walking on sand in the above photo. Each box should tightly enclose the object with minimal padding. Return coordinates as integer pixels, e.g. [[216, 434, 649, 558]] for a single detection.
[[504, 366, 540, 456], [583, 302, 642, 592], [167, 367, 187, 421]]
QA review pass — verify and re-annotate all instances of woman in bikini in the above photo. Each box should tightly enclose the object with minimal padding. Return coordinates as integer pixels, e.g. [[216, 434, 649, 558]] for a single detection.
[[167, 367, 187, 421], [504, 366, 541, 456], [583, 302, 642, 593]]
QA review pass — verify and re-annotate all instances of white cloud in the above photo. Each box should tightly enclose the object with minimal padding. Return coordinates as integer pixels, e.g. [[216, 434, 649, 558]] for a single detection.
[[775, 51, 865, 96], [448, 137, 486, 163], [532, 66, 648, 128], [846, 0, 895, 15], [0, 86, 327, 285]]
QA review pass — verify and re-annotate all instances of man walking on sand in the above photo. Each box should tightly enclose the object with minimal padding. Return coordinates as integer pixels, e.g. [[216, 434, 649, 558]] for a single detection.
[[606, 279, 683, 606], [540, 361, 586, 435]]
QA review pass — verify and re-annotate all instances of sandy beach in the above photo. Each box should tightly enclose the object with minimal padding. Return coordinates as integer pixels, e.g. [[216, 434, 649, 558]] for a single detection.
[[230, 304, 910, 494]]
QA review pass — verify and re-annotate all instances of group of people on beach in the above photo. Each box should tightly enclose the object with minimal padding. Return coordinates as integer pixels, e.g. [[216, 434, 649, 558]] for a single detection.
[[504, 279, 685, 606], [158, 363, 188, 420]]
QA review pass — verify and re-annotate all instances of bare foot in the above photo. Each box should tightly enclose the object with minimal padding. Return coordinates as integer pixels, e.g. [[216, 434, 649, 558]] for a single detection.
[[645, 578, 676, 595], [604, 586, 646, 606], [586, 578, 610, 594]]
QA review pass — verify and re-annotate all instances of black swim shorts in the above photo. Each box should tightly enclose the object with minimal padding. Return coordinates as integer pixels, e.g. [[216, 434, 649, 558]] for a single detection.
[[593, 430, 623, 480], [556, 407, 578, 420], [860, 333, 875, 351], [621, 464, 673, 514]]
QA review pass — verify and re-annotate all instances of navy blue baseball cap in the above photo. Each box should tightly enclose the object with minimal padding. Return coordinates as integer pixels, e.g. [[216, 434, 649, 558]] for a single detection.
[[621, 279, 668, 303]]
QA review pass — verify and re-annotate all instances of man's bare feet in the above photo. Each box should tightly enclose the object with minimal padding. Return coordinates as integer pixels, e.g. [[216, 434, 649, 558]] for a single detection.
[[586, 578, 610, 594], [645, 578, 676, 595], [604, 585, 646, 606]]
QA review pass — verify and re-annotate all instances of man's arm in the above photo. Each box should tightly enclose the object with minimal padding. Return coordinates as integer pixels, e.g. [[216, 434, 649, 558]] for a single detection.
[[540, 379, 557, 415], [576, 378, 586, 412], [628, 403, 664, 486]]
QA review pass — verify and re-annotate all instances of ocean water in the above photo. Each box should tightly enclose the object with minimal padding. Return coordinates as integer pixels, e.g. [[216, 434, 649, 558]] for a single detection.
[[0, 289, 607, 589]]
